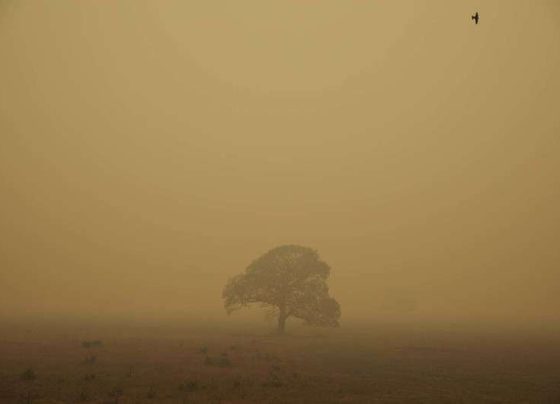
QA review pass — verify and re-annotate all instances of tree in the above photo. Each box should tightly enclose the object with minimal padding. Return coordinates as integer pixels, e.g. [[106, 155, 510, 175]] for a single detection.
[[222, 245, 341, 334]]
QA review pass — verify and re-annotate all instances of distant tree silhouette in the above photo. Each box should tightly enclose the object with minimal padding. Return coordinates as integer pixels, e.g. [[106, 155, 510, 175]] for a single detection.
[[222, 245, 341, 334]]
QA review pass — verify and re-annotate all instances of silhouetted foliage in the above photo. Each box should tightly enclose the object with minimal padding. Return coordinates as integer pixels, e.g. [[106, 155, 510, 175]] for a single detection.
[[219, 354, 232, 367], [20, 369, 36, 404], [146, 386, 156, 399], [108, 386, 123, 404], [77, 390, 89, 402], [20, 368, 36, 382], [81, 340, 103, 349], [223, 245, 341, 333], [83, 373, 96, 382], [204, 354, 232, 367], [179, 379, 199, 392]]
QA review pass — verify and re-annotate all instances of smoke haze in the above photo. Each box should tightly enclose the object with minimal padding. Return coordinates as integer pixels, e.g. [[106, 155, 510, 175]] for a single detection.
[[1, 1, 559, 326]]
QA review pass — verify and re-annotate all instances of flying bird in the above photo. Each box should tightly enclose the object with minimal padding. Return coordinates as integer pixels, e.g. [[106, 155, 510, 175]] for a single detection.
[[472, 12, 479, 25]]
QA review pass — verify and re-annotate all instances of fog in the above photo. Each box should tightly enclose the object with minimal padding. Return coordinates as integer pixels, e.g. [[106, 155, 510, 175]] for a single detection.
[[1, 1, 559, 327]]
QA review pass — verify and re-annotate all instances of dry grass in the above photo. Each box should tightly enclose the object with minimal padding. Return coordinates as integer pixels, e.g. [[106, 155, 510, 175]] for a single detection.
[[0, 321, 559, 403]]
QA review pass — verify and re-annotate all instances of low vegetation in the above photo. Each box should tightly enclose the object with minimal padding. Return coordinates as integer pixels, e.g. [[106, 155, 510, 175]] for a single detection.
[[0, 324, 559, 403]]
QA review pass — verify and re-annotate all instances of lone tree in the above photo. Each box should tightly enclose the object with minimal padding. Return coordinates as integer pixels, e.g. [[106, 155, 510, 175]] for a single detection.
[[222, 245, 341, 334]]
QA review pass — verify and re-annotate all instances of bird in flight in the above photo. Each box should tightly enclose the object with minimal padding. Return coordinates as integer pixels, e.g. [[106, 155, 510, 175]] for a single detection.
[[472, 12, 479, 25]]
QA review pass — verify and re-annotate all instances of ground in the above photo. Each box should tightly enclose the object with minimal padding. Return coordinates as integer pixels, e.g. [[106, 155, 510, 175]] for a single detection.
[[0, 320, 559, 403]]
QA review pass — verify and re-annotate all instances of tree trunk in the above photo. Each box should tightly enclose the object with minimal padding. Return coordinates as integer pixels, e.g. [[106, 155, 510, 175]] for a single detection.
[[277, 307, 287, 334]]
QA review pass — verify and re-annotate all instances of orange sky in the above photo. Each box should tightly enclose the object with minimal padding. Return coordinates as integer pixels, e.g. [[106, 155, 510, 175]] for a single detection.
[[1, 1, 559, 324]]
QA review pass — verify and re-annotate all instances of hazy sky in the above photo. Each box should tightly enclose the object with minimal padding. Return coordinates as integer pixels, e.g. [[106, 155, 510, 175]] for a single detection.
[[1, 1, 559, 323]]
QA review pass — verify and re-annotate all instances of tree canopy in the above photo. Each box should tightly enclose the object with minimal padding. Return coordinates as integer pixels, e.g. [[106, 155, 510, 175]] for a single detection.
[[222, 245, 341, 333]]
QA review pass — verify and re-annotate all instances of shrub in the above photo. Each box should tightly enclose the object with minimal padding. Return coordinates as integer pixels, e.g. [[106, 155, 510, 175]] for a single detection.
[[81, 340, 103, 349], [263, 368, 283, 387], [78, 390, 89, 402], [218, 356, 232, 367], [20, 368, 36, 382], [179, 380, 199, 392], [83, 373, 96, 382], [108, 386, 124, 403]]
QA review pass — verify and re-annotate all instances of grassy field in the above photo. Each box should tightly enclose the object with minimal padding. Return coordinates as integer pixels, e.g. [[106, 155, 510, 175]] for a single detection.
[[0, 320, 559, 403]]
